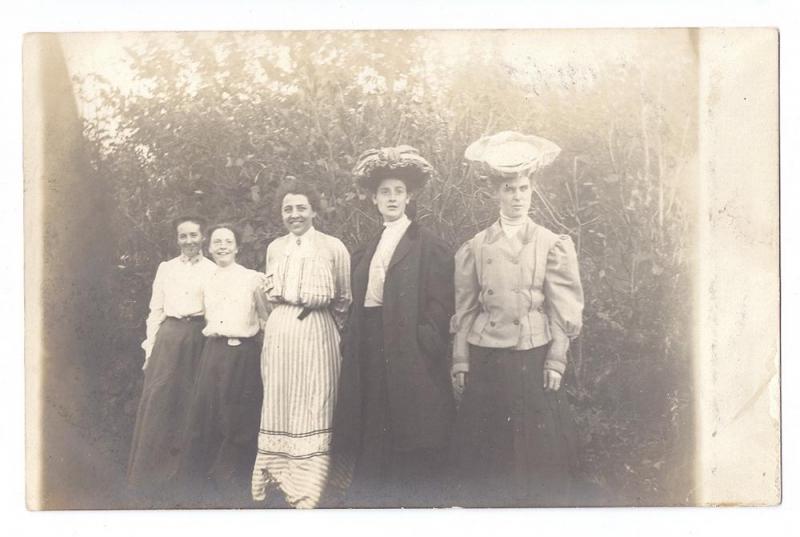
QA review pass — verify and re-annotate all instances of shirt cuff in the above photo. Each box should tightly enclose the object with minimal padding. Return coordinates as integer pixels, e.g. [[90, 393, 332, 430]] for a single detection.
[[451, 362, 470, 376], [141, 339, 154, 359], [452, 331, 471, 364], [543, 359, 567, 375]]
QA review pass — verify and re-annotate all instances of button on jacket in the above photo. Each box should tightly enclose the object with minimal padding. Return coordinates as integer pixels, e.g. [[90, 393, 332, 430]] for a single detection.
[[451, 218, 584, 375]]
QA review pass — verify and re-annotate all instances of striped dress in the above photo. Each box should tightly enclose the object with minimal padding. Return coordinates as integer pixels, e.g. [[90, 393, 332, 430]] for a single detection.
[[252, 228, 353, 508]]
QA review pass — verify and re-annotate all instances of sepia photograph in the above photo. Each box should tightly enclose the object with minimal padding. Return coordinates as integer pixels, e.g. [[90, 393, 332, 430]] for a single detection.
[[22, 26, 779, 514]]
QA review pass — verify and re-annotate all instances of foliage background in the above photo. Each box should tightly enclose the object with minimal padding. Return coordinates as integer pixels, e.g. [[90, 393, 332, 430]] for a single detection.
[[70, 30, 697, 506]]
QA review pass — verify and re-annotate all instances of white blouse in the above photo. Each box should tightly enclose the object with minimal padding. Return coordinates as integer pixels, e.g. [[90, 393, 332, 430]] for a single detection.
[[141, 254, 217, 356], [202, 262, 268, 339], [364, 214, 412, 307]]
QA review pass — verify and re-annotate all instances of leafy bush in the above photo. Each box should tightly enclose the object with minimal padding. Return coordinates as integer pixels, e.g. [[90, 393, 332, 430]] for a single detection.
[[77, 31, 696, 505]]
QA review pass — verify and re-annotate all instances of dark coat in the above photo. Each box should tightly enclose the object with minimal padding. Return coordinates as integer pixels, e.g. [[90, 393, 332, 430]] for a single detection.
[[332, 221, 456, 454]]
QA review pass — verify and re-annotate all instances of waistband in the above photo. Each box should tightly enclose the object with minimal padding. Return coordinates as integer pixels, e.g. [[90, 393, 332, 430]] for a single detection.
[[468, 343, 548, 361], [166, 315, 205, 323], [206, 335, 257, 348]]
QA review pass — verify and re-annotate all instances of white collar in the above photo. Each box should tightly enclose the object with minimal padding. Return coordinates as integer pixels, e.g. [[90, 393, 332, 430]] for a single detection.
[[285, 226, 317, 253], [215, 261, 240, 272], [383, 214, 411, 230], [179, 253, 205, 264], [499, 211, 526, 228]]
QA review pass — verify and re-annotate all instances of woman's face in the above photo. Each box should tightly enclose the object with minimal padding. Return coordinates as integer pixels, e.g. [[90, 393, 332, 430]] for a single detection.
[[496, 174, 532, 219], [176, 220, 204, 259], [281, 193, 316, 236], [372, 178, 411, 222], [208, 228, 238, 267]]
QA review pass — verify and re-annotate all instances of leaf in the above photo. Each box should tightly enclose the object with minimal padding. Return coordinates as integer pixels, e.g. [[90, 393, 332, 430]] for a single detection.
[[250, 185, 261, 202]]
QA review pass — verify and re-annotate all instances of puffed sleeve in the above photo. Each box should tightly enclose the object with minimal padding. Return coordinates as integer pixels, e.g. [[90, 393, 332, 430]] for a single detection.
[[329, 238, 352, 331], [141, 261, 167, 359], [543, 235, 584, 341], [450, 240, 480, 374]]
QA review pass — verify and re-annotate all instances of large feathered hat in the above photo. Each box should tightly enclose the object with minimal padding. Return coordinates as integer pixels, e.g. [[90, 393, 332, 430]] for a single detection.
[[352, 145, 436, 191], [464, 131, 561, 180]]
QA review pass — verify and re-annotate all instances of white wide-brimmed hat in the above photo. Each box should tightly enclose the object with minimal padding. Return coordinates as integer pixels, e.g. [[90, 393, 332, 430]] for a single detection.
[[464, 131, 561, 179]]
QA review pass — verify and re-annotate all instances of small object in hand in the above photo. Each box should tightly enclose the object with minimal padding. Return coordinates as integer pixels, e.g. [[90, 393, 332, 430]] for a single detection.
[[227, 338, 241, 347], [297, 308, 312, 321]]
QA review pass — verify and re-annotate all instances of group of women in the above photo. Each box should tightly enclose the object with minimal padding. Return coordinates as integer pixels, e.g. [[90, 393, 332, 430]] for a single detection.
[[126, 131, 585, 509]]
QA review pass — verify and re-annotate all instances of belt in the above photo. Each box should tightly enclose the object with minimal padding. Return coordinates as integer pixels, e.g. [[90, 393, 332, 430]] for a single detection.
[[167, 315, 205, 322]]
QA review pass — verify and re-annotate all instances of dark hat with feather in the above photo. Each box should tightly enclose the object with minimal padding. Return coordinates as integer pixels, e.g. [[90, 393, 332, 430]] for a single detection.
[[352, 145, 435, 192]]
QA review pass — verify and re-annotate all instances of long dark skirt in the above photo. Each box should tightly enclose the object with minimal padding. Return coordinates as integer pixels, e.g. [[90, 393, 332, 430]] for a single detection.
[[177, 336, 263, 508], [347, 307, 448, 508], [451, 344, 578, 507], [127, 317, 206, 504]]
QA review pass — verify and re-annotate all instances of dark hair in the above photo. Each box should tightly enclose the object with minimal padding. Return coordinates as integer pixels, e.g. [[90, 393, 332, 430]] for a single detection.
[[362, 168, 426, 194], [206, 223, 241, 246], [275, 177, 322, 214], [406, 198, 418, 220], [172, 215, 207, 234]]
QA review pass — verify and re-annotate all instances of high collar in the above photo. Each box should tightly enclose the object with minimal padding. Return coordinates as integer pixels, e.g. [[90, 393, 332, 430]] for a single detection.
[[500, 211, 526, 228], [382, 213, 411, 230], [484, 217, 538, 245], [180, 252, 205, 265], [214, 261, 240, 271], [287, 225, 317, 248]]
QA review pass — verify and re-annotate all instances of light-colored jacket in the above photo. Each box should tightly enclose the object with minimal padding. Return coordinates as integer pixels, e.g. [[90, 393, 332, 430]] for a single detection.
[[450, 218, 584, 375]]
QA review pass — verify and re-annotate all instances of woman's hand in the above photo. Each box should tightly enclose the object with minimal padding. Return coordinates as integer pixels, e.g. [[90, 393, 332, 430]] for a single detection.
[[543, 369, 562, 391], [142, 345, 153, 370], [544, 332, 568, 391], [260, 273, 280, 302]]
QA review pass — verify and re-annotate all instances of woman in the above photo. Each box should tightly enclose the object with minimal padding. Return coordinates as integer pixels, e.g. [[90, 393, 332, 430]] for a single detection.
[[127, 216, 216, 507], [450, 131, 584, 507], [178, 224, 268, 507], [251, 179, 353, 509], [334, 146, 455, 508]]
